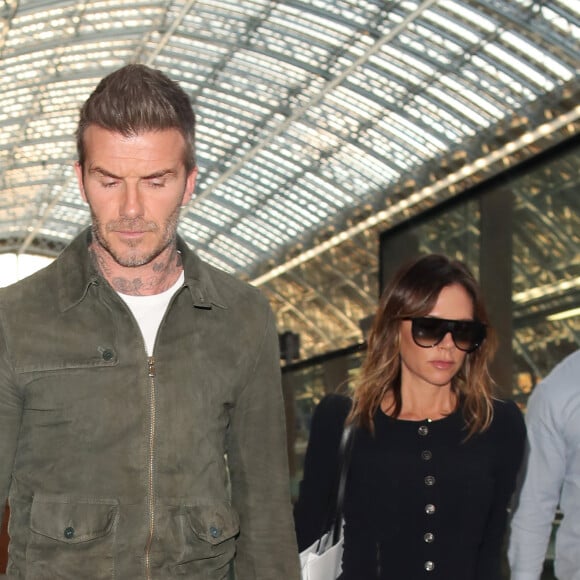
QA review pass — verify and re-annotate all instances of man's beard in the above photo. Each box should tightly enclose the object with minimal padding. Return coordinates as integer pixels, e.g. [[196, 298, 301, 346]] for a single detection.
[[90, 204, 181, 268]]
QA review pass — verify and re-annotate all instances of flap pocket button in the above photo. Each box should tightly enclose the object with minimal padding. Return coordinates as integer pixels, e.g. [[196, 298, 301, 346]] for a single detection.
[[209, 526, 221, 539], [102, 349, 114, 361], [63, 526, 75, 539]]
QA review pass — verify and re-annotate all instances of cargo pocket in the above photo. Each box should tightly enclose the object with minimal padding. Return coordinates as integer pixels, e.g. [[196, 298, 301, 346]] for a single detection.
[[174, 502, 239, 578], [26, 497, 118, 580]]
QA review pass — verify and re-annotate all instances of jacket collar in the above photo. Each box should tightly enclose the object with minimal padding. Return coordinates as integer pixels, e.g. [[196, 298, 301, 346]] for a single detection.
[[57, 227, 226, 312], [178, 236, 226, 310]]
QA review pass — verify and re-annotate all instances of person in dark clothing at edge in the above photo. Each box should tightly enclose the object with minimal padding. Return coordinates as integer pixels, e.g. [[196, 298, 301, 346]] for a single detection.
[[294, 254, 525, 579], [0, 64, 300, 579]]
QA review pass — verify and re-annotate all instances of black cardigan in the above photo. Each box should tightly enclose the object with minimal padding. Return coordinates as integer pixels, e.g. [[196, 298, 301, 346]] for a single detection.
[[294, 394, 526, 579]]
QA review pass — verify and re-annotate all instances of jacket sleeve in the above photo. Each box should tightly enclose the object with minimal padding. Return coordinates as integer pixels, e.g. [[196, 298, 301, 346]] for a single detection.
[[476, 399, 526, 580], [226, 303, 300, 580], [293, 393, 352, 551], [0, 310, 24, 523], [508, 376, 568, 580]]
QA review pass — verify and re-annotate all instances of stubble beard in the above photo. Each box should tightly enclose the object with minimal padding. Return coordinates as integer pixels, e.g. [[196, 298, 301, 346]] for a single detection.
[[90, 204, 182, 268]]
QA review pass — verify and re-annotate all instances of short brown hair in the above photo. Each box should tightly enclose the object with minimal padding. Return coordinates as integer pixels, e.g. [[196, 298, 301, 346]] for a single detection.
[[76, 64, 196, 172], [350, 254, 497, 438]]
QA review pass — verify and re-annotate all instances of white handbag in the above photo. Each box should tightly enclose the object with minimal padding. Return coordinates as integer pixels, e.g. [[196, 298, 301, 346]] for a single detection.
[[299, 526, 344, 580], [299, 424, 354, 580]]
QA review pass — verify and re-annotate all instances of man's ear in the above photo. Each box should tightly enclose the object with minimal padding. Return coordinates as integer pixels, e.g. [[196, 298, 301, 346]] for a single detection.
[[182, 166, 198, 207]]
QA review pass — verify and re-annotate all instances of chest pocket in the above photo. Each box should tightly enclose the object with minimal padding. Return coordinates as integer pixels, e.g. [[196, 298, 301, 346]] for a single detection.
[[17, 345, 119, 376]]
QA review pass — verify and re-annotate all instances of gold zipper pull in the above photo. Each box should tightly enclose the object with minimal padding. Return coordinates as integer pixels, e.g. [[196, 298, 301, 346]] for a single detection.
[[148, 356, 156, 377]]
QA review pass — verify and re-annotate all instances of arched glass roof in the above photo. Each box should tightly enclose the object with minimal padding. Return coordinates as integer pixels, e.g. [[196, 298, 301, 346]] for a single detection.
[[1, 0, 579, 357]]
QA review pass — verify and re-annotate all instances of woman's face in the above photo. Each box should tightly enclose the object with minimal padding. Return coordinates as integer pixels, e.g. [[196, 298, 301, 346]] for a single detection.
[[399, 283, 474, 391]]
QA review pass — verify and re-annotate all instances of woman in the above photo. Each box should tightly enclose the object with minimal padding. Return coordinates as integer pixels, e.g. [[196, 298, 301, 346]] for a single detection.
[[294, 254, 526, 579]]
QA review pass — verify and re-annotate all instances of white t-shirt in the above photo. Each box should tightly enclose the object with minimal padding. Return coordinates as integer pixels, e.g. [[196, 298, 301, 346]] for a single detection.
[[117, 272, 184, 356]]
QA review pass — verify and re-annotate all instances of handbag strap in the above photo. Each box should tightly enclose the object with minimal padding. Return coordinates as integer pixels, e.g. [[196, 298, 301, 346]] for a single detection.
[[329, 421, 355, 546]]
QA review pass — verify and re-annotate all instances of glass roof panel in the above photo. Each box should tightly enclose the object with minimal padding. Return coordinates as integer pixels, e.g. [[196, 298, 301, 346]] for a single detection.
[[0, 0, 576, 277]]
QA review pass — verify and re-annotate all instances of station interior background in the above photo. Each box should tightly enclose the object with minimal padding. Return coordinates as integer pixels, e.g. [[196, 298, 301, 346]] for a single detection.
[[0, 1, 578, 577]]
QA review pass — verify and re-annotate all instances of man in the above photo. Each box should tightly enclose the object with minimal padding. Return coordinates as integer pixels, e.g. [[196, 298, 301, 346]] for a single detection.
[[0, 64, 300, 579], [509, 349, 580, 580]]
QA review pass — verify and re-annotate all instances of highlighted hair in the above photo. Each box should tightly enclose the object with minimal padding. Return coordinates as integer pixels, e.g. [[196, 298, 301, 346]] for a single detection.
[[349, 254, 496, 439]]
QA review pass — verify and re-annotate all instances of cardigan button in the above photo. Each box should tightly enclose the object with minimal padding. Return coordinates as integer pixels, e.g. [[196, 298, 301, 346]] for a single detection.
[[423, 532, 435, 543], [424, 560, 435, 571], [418, 425, 429, 436], [424, 475, 436, 486], [424, 503, 436, 515], [421, 450, 432, 461]]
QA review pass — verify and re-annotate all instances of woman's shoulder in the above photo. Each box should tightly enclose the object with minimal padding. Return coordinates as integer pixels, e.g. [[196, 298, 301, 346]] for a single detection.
[[316, 392, 352, 414], [312, 393, 352, 425], [310, 393, 352, 441], [491, 397, 524, 423], [488, 397, 526, 444]]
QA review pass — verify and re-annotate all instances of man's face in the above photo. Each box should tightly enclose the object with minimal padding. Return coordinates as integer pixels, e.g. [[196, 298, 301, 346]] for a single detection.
[[75, 126, 196, 268]]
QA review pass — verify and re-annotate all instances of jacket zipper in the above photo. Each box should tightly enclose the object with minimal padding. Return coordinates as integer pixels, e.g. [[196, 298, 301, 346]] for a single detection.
[[144, 356, 157, 580]]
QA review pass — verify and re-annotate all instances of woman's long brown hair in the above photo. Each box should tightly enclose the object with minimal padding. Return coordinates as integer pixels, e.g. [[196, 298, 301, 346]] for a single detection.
[[348, 254, 497, 439]]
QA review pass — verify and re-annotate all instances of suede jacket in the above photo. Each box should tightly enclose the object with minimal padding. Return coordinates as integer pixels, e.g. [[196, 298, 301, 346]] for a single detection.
[[0, 229, 300, 580]]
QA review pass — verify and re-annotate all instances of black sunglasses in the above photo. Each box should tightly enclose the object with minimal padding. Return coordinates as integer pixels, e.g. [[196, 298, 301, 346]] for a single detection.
[[405, 317, 486, 353]]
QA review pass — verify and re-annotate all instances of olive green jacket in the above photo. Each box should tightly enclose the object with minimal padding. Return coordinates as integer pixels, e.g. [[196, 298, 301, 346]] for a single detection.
[[0, 229, 300, 579]]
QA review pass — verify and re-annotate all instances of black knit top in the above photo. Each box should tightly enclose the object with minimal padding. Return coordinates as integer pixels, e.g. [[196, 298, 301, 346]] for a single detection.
[[294, 393, 525, 579]]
